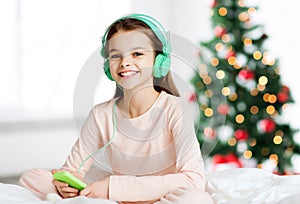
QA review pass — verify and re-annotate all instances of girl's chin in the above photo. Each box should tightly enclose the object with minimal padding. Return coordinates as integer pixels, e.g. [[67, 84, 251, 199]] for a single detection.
[[117, 81, 153, 92], [117, 84, 140, 91]]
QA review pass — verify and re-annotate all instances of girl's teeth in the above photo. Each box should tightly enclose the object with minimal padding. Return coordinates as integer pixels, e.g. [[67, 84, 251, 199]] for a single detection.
[[120, 71, 137, 77]]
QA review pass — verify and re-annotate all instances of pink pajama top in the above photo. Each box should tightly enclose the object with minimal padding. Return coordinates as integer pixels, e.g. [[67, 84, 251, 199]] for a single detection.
[[61, 91, 206, 203]]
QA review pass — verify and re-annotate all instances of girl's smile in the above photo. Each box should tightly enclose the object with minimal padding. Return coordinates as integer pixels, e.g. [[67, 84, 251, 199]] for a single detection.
[[118, 69, 140, 78]]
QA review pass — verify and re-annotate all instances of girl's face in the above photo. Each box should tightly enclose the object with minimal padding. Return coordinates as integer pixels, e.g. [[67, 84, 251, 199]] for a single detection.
[[108, 30, 156, 90]]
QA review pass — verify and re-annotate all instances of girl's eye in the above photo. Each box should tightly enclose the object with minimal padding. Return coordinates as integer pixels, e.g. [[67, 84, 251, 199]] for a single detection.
[[132, 52, 143, 57], [110, 54, 121, 60]]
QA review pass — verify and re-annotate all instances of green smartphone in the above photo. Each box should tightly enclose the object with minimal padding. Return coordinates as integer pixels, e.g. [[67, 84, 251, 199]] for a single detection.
[[53, 171, 87, 190]]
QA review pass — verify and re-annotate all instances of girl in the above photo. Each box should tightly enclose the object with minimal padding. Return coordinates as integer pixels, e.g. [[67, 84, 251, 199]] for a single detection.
[[18, 14, 213, 204]]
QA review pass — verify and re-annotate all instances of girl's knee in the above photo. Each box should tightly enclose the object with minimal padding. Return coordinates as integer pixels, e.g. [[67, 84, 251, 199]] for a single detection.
[[18, 168, 52, 186], [18, 168, 56, 200]]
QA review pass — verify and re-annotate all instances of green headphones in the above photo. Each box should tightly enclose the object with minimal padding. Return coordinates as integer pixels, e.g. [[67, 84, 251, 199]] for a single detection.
[[100, 14, 172, 81]]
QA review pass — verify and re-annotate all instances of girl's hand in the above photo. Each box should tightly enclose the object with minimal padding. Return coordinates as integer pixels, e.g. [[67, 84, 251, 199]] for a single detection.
[[80, 176, 110, 199], [51, 169, 81, 198]]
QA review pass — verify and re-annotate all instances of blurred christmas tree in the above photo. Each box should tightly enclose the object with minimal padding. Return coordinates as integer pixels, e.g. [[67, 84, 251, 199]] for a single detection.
[[191, 0, 300, 173]]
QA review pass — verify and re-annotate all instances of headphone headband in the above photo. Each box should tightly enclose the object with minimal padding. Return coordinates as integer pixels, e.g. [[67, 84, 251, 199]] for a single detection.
[[101, 14, 170, 57]]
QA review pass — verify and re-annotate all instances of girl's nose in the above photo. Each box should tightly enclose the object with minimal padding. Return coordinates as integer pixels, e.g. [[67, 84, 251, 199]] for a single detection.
[[120, 62, 130, 68], [120, 55, 132, 68]]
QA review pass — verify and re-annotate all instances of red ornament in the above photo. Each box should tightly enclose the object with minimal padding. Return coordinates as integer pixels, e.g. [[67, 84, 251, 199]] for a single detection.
[[204, 127, 217, 139], [258, 119, 276, 133], [211, 0, 217, 8], [277, 92, 289, 103], [281, 85, 290, 93], [238, 69, 255, 80], [214, 26, 227, 37], [213, 154, 226, 164], [212, 153, 243, 171], [225, 51, 236, 60], [234, 129, 249, 141], [188, 93, 197, 102], [217, 104, 230, 115]]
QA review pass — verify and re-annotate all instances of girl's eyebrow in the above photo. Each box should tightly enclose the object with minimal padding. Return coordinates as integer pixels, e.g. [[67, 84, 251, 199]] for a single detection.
[[109, 48, 119, 53], [109, 47, 151, 53], [130, 47, 150, 51]]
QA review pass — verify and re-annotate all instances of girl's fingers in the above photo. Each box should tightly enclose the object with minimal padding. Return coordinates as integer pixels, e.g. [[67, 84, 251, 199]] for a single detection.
[[52, 179, 79, 198], [86, 193, 94, 198], [52, 179, 68, 188], [59, 187, 79, 198], [51, 169, 59, 174], [61, 192, 78, 198], [61, 186, 79, 194], [79, 187, 90, 196]]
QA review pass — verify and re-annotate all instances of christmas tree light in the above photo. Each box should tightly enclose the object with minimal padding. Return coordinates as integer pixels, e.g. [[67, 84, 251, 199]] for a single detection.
[[191, 0, 300, 173]]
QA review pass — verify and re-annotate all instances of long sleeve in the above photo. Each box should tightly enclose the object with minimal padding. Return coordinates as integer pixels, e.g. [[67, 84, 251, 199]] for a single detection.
[[61, 106, 104, 177], [108, 96, 206, 202]]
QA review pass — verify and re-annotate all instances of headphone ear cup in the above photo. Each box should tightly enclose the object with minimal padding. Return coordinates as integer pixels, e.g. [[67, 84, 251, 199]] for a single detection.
[[100, 47, 105, 58], [153, 54, 171, 78], [103, 60, 114, 81]]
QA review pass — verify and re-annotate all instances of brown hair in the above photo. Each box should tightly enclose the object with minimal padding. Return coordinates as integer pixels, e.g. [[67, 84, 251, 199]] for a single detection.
[[104, 17, 180, 97]]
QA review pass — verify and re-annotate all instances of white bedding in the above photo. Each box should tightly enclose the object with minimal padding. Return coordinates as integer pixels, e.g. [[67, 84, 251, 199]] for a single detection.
[[206, 168, 300, 204], [0, 183, 116, 204], [1, 168, 300, 204]]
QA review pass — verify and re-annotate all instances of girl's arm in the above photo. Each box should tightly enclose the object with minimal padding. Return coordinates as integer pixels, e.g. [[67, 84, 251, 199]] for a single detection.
[[61, 106, 104, 178], [51, 106, 104, 198], [108, 98, 206, 202]]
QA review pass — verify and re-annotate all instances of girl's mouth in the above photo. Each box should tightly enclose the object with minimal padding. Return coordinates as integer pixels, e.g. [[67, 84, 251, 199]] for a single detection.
[[118, 70, 139, 78]]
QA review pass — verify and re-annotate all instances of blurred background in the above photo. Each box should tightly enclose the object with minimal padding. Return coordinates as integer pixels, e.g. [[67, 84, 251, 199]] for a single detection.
[[0, 0, 299, 181]]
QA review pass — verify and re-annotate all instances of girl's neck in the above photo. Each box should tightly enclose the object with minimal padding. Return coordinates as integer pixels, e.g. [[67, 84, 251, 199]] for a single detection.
[[118, 86, 160, 118]]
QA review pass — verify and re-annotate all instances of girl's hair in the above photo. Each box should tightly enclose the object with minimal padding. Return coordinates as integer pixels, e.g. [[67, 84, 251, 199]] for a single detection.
[[104, 17, 180, 97]]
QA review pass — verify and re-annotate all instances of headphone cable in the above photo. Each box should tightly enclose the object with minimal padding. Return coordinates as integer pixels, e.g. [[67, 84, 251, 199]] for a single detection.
[[77, 99, 118, 174]]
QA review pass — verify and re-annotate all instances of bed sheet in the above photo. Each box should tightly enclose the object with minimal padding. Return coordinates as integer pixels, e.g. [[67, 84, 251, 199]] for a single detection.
[[0, 182, 117, 204], [206, 168, 300, 204], [1, 168, 300, 203]]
